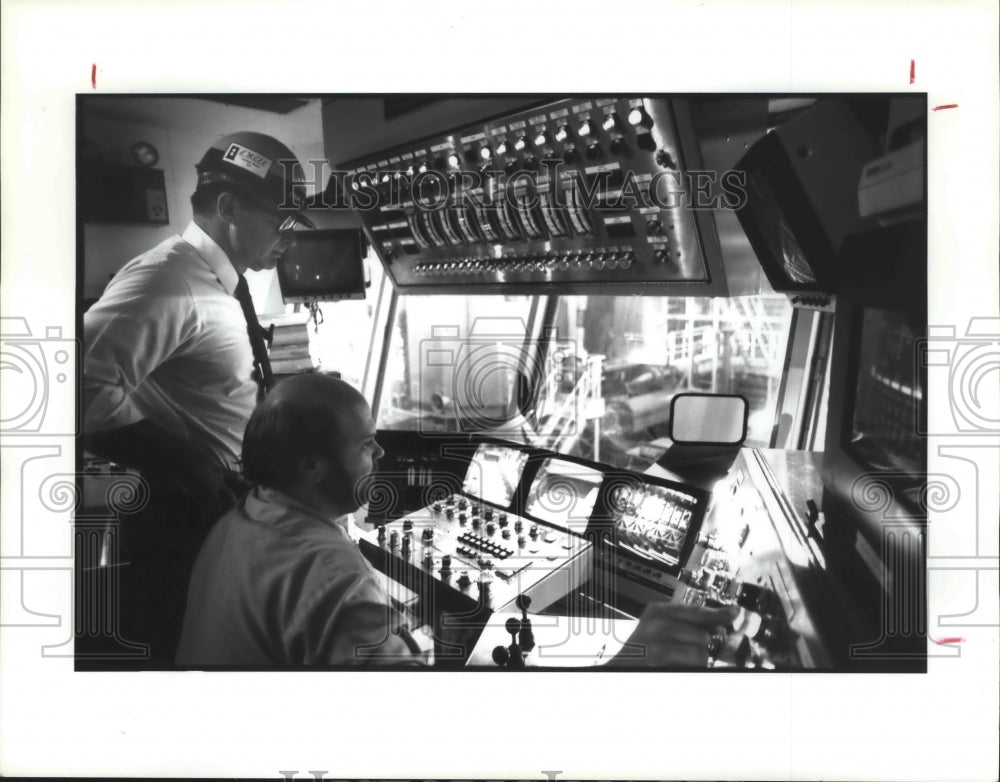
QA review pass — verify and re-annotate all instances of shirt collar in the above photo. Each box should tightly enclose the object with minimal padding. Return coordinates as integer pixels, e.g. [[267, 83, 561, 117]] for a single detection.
[[244, 485, 350, 532], [181, 221, 240, 295]]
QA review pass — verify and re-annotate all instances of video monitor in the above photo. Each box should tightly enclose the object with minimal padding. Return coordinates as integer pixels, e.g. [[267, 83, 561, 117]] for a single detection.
[[848, 307, 926, 476], [525, 458, 603, 529], [277, 228, 367, 304], [608, 481, 702, 568], [461, 443, 529, 508]]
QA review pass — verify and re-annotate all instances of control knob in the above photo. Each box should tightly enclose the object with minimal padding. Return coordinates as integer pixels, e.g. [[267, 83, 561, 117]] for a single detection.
[[486, 522, 497, 536], [403, 519, 413, 532], [636, 131, 656, 151], [562, 147, 580, 165], [585, 142, 602, 161], [457, 571, 471, 589], [421, 527, 434, 542], [609, 136, 627, 155], [577, 118, 594, 137], [655, 149, 677, 170], [627, 105, 653, 128]]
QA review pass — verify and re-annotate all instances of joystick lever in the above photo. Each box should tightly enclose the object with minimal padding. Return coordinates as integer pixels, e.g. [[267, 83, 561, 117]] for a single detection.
[[505, 617, 525, 669], [515, 594, 535, 652]]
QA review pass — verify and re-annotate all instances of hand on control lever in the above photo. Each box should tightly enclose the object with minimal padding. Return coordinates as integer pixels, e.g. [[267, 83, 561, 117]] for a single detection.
[[607, 603, 741, 668]]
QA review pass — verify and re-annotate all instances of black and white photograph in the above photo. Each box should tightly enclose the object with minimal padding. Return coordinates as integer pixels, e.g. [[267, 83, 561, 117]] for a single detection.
[[1, 2, 998, 780]]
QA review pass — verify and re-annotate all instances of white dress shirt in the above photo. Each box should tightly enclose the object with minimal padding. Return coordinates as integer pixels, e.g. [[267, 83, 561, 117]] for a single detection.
[[83, 222, 258, 468]]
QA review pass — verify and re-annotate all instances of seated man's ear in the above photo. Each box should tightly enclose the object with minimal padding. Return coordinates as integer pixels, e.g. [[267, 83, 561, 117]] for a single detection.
[[297, 453, 326, 484]]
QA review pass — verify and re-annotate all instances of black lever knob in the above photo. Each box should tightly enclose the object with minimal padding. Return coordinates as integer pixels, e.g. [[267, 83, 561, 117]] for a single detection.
[[492, 645, 510, 667]]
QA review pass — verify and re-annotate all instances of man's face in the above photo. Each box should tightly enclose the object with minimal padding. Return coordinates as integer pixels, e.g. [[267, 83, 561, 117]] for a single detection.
[[315, 401, 385, 514], [229, 193, 298, 272]]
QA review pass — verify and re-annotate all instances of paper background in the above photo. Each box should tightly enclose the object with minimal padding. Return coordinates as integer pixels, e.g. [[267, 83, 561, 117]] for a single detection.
[[1, 1, 997, 779]]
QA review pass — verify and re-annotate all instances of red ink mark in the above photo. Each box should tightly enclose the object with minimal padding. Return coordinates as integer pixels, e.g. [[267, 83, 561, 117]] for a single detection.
[[91, 64, 96, 89], [932, 636, 965, 645], [909, 60, 915, 84], [932, 104, 959, 111]]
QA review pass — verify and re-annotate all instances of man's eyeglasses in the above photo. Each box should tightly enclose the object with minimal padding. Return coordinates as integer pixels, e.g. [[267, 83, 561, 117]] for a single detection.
[[238, 192, 315, 233]]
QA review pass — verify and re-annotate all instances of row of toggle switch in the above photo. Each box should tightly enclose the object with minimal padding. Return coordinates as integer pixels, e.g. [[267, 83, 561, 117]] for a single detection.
[[414, 250, 637, 276], [458, 106, 657, 172], [350, 103, 664, 190]]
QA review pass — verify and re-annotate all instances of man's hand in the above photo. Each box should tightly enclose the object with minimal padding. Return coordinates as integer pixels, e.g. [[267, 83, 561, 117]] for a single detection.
[[608, 603, 741, 668]]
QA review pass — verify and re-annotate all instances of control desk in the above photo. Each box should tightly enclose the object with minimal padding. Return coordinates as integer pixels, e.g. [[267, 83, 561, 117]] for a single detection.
[[358, 432, 857, 669]]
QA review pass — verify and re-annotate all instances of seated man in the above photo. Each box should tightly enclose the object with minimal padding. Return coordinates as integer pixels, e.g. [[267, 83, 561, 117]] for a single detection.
[[177, 373, 736, 667]]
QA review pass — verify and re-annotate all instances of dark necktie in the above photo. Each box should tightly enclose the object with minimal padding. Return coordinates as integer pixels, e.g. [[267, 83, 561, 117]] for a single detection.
[[234, 275, 274, 397]]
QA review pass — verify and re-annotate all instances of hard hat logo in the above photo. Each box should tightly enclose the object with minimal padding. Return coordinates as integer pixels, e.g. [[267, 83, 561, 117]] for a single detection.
[[222, 143, 273, 179]]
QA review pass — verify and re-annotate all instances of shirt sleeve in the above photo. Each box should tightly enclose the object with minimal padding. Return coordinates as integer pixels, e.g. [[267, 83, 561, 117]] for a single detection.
[[290, 565, 427, 666], [82, 264, 199, 432]]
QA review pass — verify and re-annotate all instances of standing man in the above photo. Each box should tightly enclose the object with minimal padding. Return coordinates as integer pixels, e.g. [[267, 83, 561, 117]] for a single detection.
[[82, 131, 314, 663]]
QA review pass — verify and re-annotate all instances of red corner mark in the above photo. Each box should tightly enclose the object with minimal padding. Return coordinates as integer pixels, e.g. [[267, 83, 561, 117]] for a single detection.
[[933, 104, 959, 111], [932, 636, 965, 645], [91, 63, 97, 89], [909, 59, 915, 84]]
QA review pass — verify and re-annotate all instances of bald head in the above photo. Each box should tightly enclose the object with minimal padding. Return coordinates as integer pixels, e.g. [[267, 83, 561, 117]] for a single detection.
[[241, 375, 381, 508]]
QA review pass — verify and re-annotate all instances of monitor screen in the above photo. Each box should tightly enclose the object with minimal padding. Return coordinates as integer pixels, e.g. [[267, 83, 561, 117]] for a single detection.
[[609, 481, 702, 568], [525, 458, 603, 528], [461, 443, 529, 507], [277, 229, 366, 303], [848, 307, 926, 475]]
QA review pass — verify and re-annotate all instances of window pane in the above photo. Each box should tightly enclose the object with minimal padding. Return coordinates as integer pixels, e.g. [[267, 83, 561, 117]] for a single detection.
[[546, 294, 795, 470], [377, 295, 536, 433], [295, 247, 387, 399]]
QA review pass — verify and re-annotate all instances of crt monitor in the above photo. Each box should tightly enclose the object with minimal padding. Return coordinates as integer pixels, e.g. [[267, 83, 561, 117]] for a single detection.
[[277, 228, 367, 304], [461, 443, 529, 508], [734, 98, 879, 294], [607, 478, 706, 569], [524, 458, 604, 530]]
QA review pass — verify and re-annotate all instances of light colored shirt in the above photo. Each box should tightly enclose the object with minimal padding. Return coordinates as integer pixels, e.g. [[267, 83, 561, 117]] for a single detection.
[[176, 487, 423, 667], [83, 223, 257, 468]]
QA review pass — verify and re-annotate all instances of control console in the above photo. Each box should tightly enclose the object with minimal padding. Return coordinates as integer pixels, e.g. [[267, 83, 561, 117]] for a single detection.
[[330, 97, 741, 295], [358, 492, 592, 614]]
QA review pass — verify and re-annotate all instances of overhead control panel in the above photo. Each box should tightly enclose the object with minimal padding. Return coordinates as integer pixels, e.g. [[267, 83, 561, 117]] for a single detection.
[[328, 97, 747, 296]]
